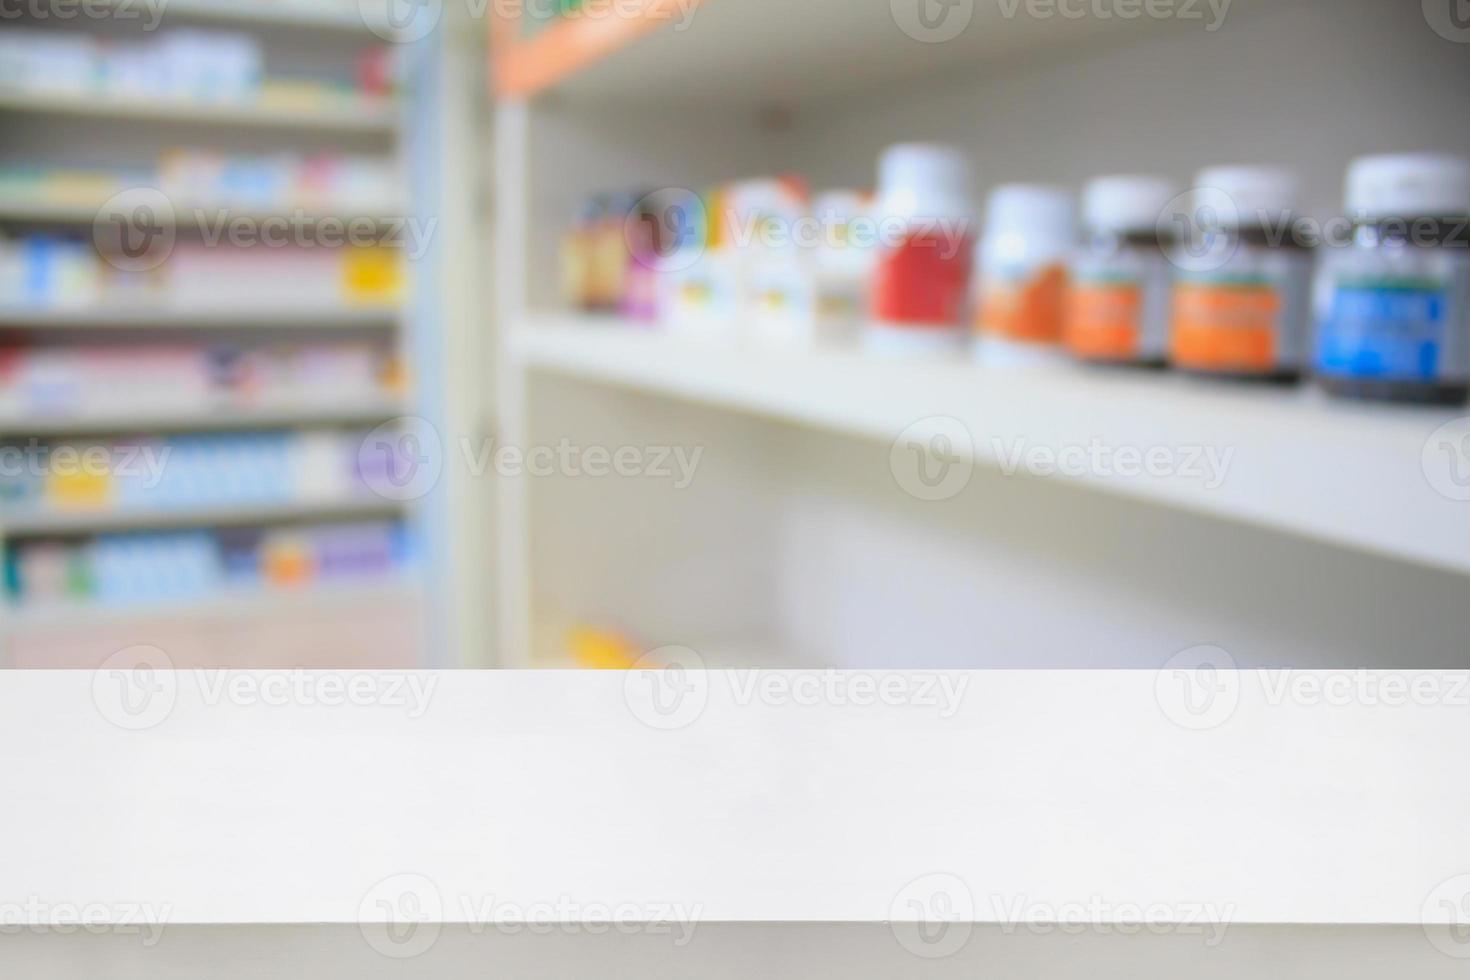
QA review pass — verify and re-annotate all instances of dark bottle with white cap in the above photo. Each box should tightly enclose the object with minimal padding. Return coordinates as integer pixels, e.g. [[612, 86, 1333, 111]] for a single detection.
[[1315, 153, 1470, 404]]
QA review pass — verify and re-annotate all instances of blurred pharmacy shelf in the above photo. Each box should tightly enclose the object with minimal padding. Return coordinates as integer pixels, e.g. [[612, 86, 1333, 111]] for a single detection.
[[6, 576, 421, 634], [0, 0, 488, 669], [489, 0, 1470, 670], [0, 306, 400, 330], [1, 498, 404, 539], [0, 88, 398, 134], [0, 400, 403, 438], [514, 317, 1470, 577], [0, 197, 403, 227]]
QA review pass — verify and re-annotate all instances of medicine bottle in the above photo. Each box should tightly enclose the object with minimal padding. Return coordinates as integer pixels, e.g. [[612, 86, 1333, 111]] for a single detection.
[[868, 144, 976, 354], [1315, 153, 1470, 404], [1170, 166, 1312, 381], [1067, 175, 1179, 366], [976, 184, 1074, 359]]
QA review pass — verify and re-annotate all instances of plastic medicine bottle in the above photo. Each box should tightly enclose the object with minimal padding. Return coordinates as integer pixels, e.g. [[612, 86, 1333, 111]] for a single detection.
[[868, 144, 976, 355], [1170, 166, 1312, 381], [976, 184, 1075, 359], [1067, 175, 1179, 366], [1315, 153, 1470, 404]]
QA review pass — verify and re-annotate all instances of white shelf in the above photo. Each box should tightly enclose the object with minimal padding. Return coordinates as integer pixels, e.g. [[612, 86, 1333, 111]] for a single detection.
[[7, 576, 421, 633], [3, 497, 404, 538], [0, 400, 403, 437], [0, 305, 400, 329], [0, 88, 398, 134], [514, 316, 1470, 577], [542, 0, 1278, 106]]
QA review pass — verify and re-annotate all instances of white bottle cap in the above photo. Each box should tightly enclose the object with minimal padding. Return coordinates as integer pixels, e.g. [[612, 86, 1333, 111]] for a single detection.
[[1346, 153, 1470, 220], [983, 183, 1076, 254], [877, 143, 974, 221], [1082, 175, 1179, 235], [1194, 165, 1298, 227]]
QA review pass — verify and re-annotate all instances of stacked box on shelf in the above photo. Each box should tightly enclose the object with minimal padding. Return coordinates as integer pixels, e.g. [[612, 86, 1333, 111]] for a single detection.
[[0, 340, 398, 419], [0, 428, 411, 516]]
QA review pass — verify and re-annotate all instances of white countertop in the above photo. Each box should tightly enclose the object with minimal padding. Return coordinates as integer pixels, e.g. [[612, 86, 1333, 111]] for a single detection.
[[2, 669, 1465, 927]]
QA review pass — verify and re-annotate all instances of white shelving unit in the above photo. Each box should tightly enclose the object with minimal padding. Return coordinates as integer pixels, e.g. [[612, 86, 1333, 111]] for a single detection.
[[491, 0, 1470, 670], [0, 1, 469, 666]]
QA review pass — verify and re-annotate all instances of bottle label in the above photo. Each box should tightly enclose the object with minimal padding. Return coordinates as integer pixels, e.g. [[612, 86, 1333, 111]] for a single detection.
[[872, 231, 975, 329], [1172, 280, 1281, 371], [1067, 275, 1142, 359], [1317, 279, 1448, 381], [978, 264, 1068, 344]]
